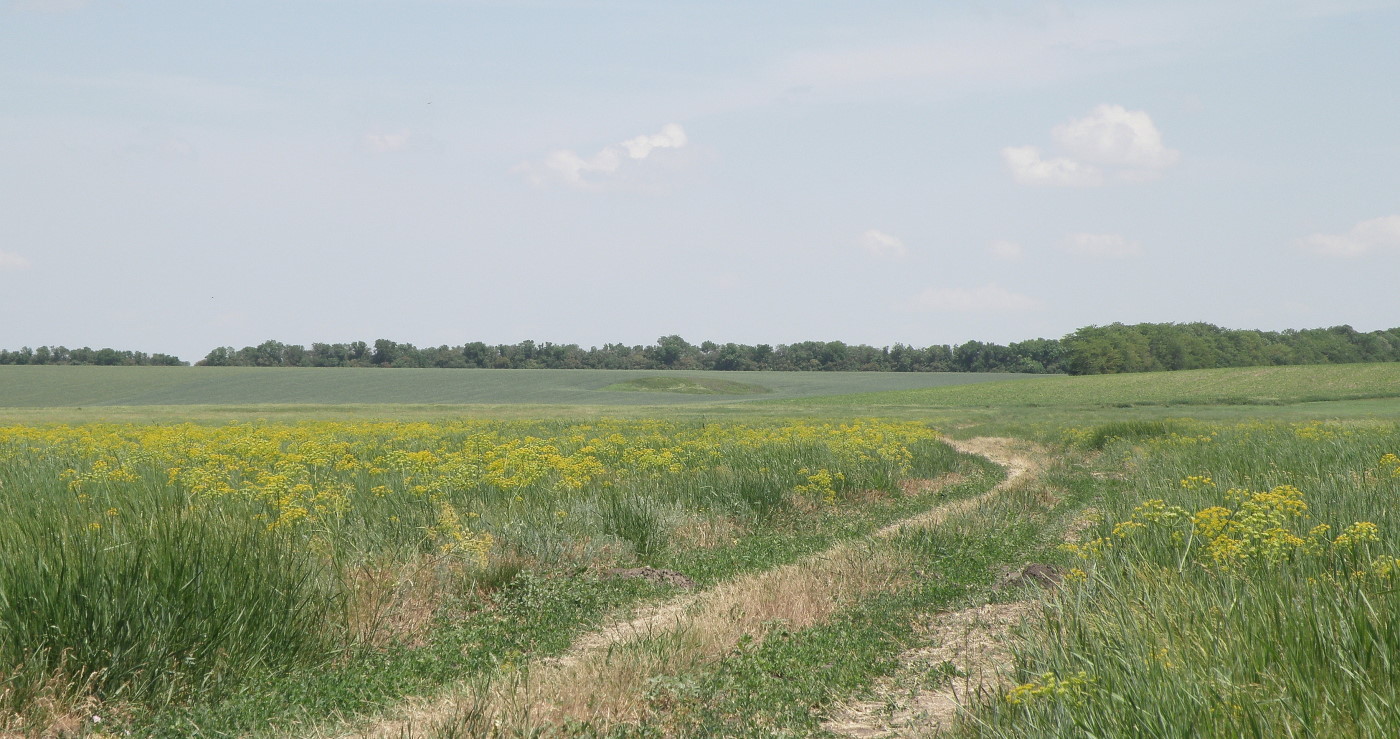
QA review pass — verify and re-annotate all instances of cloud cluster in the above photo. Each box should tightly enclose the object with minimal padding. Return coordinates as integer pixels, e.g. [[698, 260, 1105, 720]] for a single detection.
[[0, 251, 32, 271], [521, 123, 687, 188], [1003, 104, 1179, 186], [1061, 232, 1142, 258], [1001, 146, 1103, 187], [910, 283, 1038, 313], [1297, 215, 1400, 257], [858, 229, 907, 259]]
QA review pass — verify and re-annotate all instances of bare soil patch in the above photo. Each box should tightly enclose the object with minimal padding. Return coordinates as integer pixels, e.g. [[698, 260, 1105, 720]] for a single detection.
[[822, 602, 1037, 738], [824, 439, 1073, 738]]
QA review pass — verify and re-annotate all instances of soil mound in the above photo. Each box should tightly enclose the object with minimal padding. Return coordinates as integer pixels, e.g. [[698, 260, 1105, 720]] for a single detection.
[[995, 562, 1062, 590]]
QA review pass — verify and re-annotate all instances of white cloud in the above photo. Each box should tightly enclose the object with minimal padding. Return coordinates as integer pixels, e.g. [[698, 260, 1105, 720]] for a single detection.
[[0, 251, 32, 271], [1062, 232, 1143, 258], [858, 229, 907, 259], [363, 131, 410, 154], [620, 123, 687, 159], [910, 283, 1039, 312], [1052, 104, 1179, 170], [1297, 215, 1400, 257], [987, 239, 1024, 261], [1001, 146, 1103, 187], [1004, 104, 1177, 186], [519, 123, 688, 188]]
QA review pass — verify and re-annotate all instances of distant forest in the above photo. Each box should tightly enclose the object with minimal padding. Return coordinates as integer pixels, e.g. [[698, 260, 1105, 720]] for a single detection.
[[5, 323, 1399, 375], [0, 346, 184, 367]]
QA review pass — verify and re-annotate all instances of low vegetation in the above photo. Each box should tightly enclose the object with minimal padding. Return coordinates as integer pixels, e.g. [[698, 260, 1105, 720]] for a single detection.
[[0, 362, 1397, 736]]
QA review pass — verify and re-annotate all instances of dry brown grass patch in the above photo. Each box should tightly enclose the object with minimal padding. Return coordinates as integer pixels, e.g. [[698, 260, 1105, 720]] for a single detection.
[[0, 665, 126, 739], [849, 487, 894, 505], [668, 514, 743, 550], [899, 473, 966, 496], [343, 557, 453, 651]]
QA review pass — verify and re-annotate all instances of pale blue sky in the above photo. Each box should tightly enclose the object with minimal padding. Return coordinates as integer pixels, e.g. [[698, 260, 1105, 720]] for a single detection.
[[2, 0, 1398, 361]]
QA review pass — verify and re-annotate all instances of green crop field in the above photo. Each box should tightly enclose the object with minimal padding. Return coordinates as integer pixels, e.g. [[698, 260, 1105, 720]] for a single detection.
[[786, 361, 1400, 409], [1, 363, 1399, 737], [0, 366, 1033, 409]]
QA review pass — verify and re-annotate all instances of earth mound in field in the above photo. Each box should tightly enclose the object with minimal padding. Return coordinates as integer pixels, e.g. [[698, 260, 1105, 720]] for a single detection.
[[601, 376, 772, 395]]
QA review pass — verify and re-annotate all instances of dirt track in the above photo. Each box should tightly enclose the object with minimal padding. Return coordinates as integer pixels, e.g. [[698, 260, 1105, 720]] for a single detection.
[[324, 437, 1047, 738], [824, 438, 1055, 738]]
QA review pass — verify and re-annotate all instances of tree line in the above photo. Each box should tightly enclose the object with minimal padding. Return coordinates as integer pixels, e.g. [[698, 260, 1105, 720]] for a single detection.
[[6, 323, 1398, 374], [1060, 323, 1400, 374], [195, 336, 1066, 373], [194, 323, 1400, 374], [0, 346, 186, 366]]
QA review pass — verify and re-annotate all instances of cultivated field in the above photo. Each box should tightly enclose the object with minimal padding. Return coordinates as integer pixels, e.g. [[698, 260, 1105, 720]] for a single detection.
[[797, 361, 1400, 410], [0, 366, 1032, 409], [0, 364, 1397, 736]]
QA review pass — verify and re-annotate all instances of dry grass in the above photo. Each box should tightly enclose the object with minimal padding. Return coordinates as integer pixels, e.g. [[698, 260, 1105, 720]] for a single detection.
[[898, 473, 967, 496], [342, 558, 456, 652], [668, 514, 744, 550], [0, 664, 119, 739]]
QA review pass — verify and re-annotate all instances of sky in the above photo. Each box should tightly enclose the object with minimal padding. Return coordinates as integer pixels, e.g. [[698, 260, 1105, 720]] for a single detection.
[[2, 0, 1398, 362]]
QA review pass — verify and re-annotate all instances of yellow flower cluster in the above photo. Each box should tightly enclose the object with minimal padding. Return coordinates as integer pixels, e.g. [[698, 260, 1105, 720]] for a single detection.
[[1004, 671, 1096, 706], [60, 458, 140, 492], [0, 418, 939, 566], [1147, 646, 1177, 669], [1291, 421, 1355, 441], [1069, 479, 1394, 577], [1146, 432, 1216, 448], [792, 467, 845, 506], [427, 500, 493, 566], [1380, 453, 1400, 478], [1180, 475, 1215, 490]]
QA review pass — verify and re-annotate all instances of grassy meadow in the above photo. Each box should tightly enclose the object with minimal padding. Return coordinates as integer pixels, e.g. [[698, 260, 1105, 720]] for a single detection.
[[0, 363, 1397, 736]]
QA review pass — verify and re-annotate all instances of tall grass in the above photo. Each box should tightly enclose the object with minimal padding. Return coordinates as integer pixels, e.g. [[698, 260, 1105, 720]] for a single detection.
[[966, 420, 1400, 736], [0, 418, 954, 727], [0, 517, 333, 708]]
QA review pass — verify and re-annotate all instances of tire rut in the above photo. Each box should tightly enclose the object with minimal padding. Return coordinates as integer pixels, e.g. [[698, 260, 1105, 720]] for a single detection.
[[823, 438, 1063, 738]]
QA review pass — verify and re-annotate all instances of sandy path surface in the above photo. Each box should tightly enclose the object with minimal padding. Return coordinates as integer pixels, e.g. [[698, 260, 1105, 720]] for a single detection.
[[824, 438, 1060, 738]]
